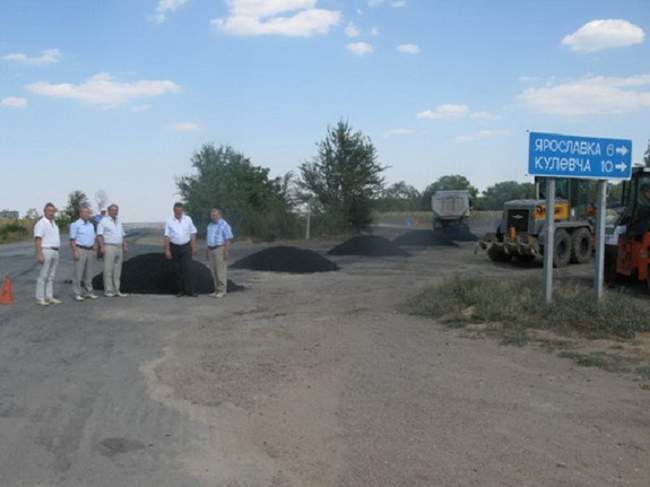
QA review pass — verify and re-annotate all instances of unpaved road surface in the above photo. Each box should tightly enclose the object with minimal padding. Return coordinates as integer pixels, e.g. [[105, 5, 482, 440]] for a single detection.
[[0, 228, 648, 486]]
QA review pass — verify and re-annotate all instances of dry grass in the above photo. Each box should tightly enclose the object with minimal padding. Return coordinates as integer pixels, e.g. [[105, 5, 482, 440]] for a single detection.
[[0, 219, 32, 244]]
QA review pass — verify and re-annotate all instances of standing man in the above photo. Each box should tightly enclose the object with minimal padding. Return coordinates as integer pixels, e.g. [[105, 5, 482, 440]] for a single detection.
[[206, 208, 233, 298], [34, 202, 62, 306], [164, 202, 197, 297], [69, 206, 98, 301], [97, 204, 128, 297]]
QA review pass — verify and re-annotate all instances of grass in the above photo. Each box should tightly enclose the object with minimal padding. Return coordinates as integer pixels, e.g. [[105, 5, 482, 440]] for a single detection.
[[406, 275, 650, 340], [0, 219, 31, 244], [405, 276, 650, 375]]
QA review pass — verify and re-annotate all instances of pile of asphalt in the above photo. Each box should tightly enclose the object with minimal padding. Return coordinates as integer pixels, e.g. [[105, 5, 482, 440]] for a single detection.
[[232, 246, 339, 273], [327, 235, 410, 257], [92, 253, 244, 295], [392, 230, 459, 247], [437, 226, 479, 242]]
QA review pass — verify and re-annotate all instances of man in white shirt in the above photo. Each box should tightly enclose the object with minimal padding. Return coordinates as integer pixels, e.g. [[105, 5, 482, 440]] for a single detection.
[[33, 202, 62, 306], [97, 203, 128, 297], [206, 208, 234, 298], [164, 202, 197, 297], [69, 206, 98, 301]]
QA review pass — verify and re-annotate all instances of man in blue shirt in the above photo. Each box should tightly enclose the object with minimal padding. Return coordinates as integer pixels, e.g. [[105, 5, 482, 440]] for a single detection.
[[69, 206, 98, 301], [206, 208, 233, 298]]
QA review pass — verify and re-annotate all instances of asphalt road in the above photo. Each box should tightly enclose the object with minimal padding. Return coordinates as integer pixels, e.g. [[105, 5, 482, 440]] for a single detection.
[[0, 228, 648, 486]]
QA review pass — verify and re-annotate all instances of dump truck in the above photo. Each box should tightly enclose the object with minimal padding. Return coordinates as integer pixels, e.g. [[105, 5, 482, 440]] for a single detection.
[[605, 165, 650, 290], [478, 178, 595, 267], [431, 190, 471, 230]]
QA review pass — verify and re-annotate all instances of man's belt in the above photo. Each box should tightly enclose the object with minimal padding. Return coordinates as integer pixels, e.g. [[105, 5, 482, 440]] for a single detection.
[[44, 247, 59, 251], [208, 245, 223, 250], [77, 245, 94, 250]]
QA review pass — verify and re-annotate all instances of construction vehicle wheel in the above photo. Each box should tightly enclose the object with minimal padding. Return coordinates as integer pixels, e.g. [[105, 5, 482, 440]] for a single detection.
[[570, 227, 592, 264], [553, 229, 572, 268], [487, 245, 512, 262], [515, 254, 535, 264]]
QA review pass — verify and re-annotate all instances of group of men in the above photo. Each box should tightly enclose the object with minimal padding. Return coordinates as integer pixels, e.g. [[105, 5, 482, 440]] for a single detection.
[[33, 202, 232, 305]]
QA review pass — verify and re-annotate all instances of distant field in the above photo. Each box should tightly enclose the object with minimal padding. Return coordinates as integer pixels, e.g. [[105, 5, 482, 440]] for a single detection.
[[374, 210, 501, 229], [0, 218, 32, 244]]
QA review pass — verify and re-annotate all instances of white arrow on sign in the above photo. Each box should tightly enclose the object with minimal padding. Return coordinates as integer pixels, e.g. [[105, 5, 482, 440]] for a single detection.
[[615, 162, 628, 172], [615, 146, 629, 156]]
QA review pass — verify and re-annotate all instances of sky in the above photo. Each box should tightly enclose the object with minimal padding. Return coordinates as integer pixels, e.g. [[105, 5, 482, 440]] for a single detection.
[[1, 0, 649, 222]]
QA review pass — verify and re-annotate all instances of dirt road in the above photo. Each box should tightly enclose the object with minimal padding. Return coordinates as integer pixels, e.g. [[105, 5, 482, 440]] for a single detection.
[[0, 228, 648, 486]]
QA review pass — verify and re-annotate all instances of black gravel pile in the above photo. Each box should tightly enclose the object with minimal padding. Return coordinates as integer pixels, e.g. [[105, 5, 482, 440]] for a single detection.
[[437, 226, 478, 242], [392, 230, 459, 247], [92, 253, 244, 295], [232, 246, 339, 273], [327, 235, 410, 257]]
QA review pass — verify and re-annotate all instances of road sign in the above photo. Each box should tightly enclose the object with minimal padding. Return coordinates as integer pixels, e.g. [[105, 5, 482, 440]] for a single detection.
[[529, 132, 632, 180]]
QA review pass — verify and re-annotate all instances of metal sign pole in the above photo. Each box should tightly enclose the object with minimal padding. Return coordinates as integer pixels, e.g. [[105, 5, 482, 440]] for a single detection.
[[594, 179, 607, 300], [543, 178, 556, 304]]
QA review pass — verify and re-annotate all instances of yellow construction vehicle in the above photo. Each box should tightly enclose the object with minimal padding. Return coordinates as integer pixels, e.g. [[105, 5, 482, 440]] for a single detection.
[[478, 178, 596, 267]]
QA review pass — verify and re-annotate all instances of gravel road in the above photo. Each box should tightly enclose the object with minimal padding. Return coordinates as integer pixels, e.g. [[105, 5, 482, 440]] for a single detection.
[[0, 228, 648, 486]]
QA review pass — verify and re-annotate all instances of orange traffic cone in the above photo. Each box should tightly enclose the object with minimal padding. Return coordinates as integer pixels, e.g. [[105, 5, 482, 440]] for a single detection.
[[0, 276, 15, 304]]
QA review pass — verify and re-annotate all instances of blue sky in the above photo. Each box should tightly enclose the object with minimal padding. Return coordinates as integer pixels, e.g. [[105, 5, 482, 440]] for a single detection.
[[1, 0, 649, 221]]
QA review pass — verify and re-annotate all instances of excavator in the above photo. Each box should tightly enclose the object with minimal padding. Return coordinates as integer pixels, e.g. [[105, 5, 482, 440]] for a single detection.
[[605, 165, 650, 290]]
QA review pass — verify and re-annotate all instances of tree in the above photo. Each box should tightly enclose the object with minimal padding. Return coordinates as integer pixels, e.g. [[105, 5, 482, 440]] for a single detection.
[[420, 175, 479, 210], [62, 190, 91, 222], [375, 181, 421, 212], [300, 121, 386, 231], [177, 144, 298, 240], [95, 189, 109, 212], [480, 181, 536, 210], [644, 139, 650, 167], [25, 208, 40, 220]]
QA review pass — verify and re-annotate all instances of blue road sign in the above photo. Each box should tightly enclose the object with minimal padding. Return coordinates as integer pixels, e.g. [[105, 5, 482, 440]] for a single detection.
[[529, 132, 632, 180]]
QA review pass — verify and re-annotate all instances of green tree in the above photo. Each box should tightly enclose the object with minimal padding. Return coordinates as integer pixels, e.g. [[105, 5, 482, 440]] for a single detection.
[[62, 190, 91, 222], [177, 144, 298, 240], [644, 139, 650, 167], [300, 121, 386, 231], [421, 175, 478, 210], [480, 181, 536, 210], [376, 181, 421, 211]]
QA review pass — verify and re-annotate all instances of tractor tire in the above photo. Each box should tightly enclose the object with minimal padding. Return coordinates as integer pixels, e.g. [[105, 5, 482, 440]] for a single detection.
[[487, 245, 512, 263], [570, 227, 593, 264], [553, 229, 572, 268], [515, 254, 536, 264]]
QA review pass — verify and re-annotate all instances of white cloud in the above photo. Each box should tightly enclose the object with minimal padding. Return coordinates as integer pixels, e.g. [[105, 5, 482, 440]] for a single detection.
[[346, 41, 374, 56], [417, 104, 470, 119], [150, 0, 190, 24], [469, 111, 499, 120], [518, 74, 650, 116], [455, 129, 511, 143], [368, 0, 406, 7], [131, 104, 151, 112], [562, 19, 645, 52], [212, 0, 341, 37], [418, 104, 497, 120], [384, 128, 415, 137], [397, 43, 420, 54], [345, 22, 361, 38], [169, 122, 200, 132], [26, 73, 181, 108], [1, 96, 27, 109], [3, 48, 61, 66], [370, 26, 380, 36]]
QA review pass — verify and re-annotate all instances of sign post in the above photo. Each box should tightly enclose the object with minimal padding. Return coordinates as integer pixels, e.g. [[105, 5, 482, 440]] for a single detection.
[[528, 132, 632, 303], [594, 180, 608, 299], [543, 178, 555, 304]]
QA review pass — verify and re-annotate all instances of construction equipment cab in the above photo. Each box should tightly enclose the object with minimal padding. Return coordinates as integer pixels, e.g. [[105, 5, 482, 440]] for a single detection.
[[605, 165, 650, 290], [478, 178, 594, 266]]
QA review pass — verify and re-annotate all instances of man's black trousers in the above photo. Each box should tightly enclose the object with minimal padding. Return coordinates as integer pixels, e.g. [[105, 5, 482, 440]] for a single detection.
[[170, 242, 194, 295]]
